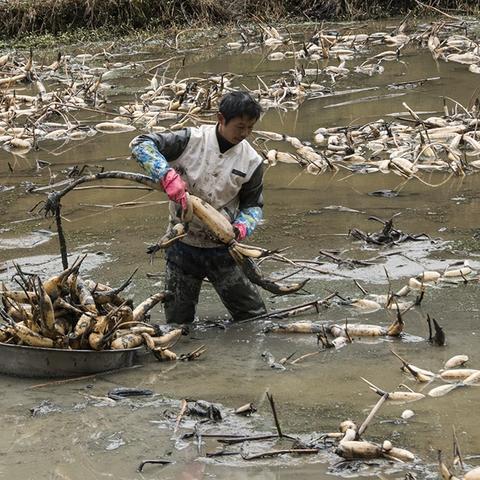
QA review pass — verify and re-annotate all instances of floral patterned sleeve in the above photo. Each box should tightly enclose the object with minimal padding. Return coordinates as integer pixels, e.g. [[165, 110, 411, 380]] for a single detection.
[[234, 206, 263, 237], [233, 162, 264, 237], [131, 140, 170, 182], [130, 129, 190, 181]]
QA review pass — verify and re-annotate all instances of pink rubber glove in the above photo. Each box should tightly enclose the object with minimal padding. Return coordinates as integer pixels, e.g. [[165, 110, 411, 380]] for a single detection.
[[232, 222, 247, 242], [161, 169, 188, 210]]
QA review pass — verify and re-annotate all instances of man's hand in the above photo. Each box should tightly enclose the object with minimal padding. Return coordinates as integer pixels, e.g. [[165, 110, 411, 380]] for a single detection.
[[161, 169, 188, 210], [232, 222, 247, 242]]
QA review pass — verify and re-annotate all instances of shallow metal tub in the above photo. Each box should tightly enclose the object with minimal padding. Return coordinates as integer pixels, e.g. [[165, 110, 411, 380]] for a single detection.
[[0, 342, 141, 378]]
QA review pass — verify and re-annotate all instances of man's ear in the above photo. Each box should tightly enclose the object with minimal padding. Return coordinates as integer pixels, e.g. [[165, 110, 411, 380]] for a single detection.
[[217, 112, 225, 125]]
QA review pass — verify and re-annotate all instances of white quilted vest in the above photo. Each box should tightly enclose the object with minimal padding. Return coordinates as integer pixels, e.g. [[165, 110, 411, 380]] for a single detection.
[[168, 124, 263, 247]]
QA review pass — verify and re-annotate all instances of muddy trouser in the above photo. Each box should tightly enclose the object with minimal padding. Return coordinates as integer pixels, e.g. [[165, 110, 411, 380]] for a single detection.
[[164, 241, 266, 323]]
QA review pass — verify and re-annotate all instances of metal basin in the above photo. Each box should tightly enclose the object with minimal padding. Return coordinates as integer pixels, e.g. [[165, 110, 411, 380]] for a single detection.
[[0, 342, 141, 378]]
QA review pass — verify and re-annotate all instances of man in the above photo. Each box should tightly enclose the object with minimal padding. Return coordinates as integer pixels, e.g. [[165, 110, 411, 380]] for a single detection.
[[130, 91, 266, 323]]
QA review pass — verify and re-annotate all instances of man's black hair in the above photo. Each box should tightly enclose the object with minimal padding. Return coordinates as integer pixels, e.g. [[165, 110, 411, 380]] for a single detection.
[[219, 91, 262, 124]]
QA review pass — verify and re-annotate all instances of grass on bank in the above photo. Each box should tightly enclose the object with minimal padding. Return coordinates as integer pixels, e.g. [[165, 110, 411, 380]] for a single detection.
[[0, 0, 479, 44]]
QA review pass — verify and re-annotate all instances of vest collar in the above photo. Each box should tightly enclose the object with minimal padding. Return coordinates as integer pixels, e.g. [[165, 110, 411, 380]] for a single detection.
[[215, 124, 239, 154]]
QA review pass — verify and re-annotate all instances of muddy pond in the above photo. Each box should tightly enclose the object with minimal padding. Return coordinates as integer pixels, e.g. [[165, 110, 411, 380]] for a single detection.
[[1, 18, 480, 480]]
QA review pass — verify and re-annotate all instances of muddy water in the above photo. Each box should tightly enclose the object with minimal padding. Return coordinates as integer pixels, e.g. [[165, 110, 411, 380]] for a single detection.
[[2, 20, 480, 480]]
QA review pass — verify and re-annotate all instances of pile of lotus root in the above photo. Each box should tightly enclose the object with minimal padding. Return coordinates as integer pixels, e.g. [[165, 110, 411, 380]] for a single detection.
[[0, 256, 198, 361]]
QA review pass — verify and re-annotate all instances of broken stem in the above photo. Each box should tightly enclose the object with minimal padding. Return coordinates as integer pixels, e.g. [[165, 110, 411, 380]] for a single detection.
[[239, 292, 337, 323], [290, 351, 322, 365], [26, 364, 143, 390], [217, 434, 280, 445], [452, 425, 464, 470], [137, 459, 172, 472], [357, 392, 388, 438], [242, 448, 319, 460], [54, 202, 68, 269], [174, 399, 188, 434], [267, 392, 283, 438], [353, 279, 368, 296]]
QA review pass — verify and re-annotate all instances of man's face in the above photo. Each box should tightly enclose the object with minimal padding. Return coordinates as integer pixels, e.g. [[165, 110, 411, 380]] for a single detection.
[[217, 113, 257, 145]]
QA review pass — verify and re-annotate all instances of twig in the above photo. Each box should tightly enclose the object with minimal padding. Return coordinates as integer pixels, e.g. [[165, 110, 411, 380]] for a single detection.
[[217, 434, 280, 445], [74, 185, 154, 191], [174, 399, 188, 434], [238, 292, 337, 323], [290, 351, 322, 365], [426, 314, 433, 342], [357, 392, 388, 437], [63, 103, 131, 118], [266, 392, 283, 438], [279, 351, 297, 365], [389, 77, 439, 88], [26, 364, 143, 389], [182, 432, 252, 440], [394, 116, 439, 127], [179, 345, 207, 361], [318, 250, 373, 267], [36, 173, 160, 214], [452, 425, 464, 470], [442, 96, 472, 117], [54, 203, 68, 269], [383, 266, 393, 299], [360, 377, 388, 397], [353, 280, 368, 296], [79, 200, 167, 209], [137, 460, 172, 472], [344, 318, 353, 344], [390, 349, 422, 380], [242, 448, 319, 460], [402, 101, 423, 122], [146, 55, 185, 73], [265, 256, 352, 278], [414, 0, 462, 20], [205, 450, 240, 457]]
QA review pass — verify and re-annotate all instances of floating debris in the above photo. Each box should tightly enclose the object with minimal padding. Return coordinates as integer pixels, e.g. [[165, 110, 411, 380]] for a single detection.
[[349, 214, 432, 246], [29, 399, 62, 416], [107, 387, 155, 401], [361, 377, 426, 403], [444, 355, 469, 369], [401, 409, 415, 420], [235, 403, 257, 416], [183, 400, 223, 422]]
